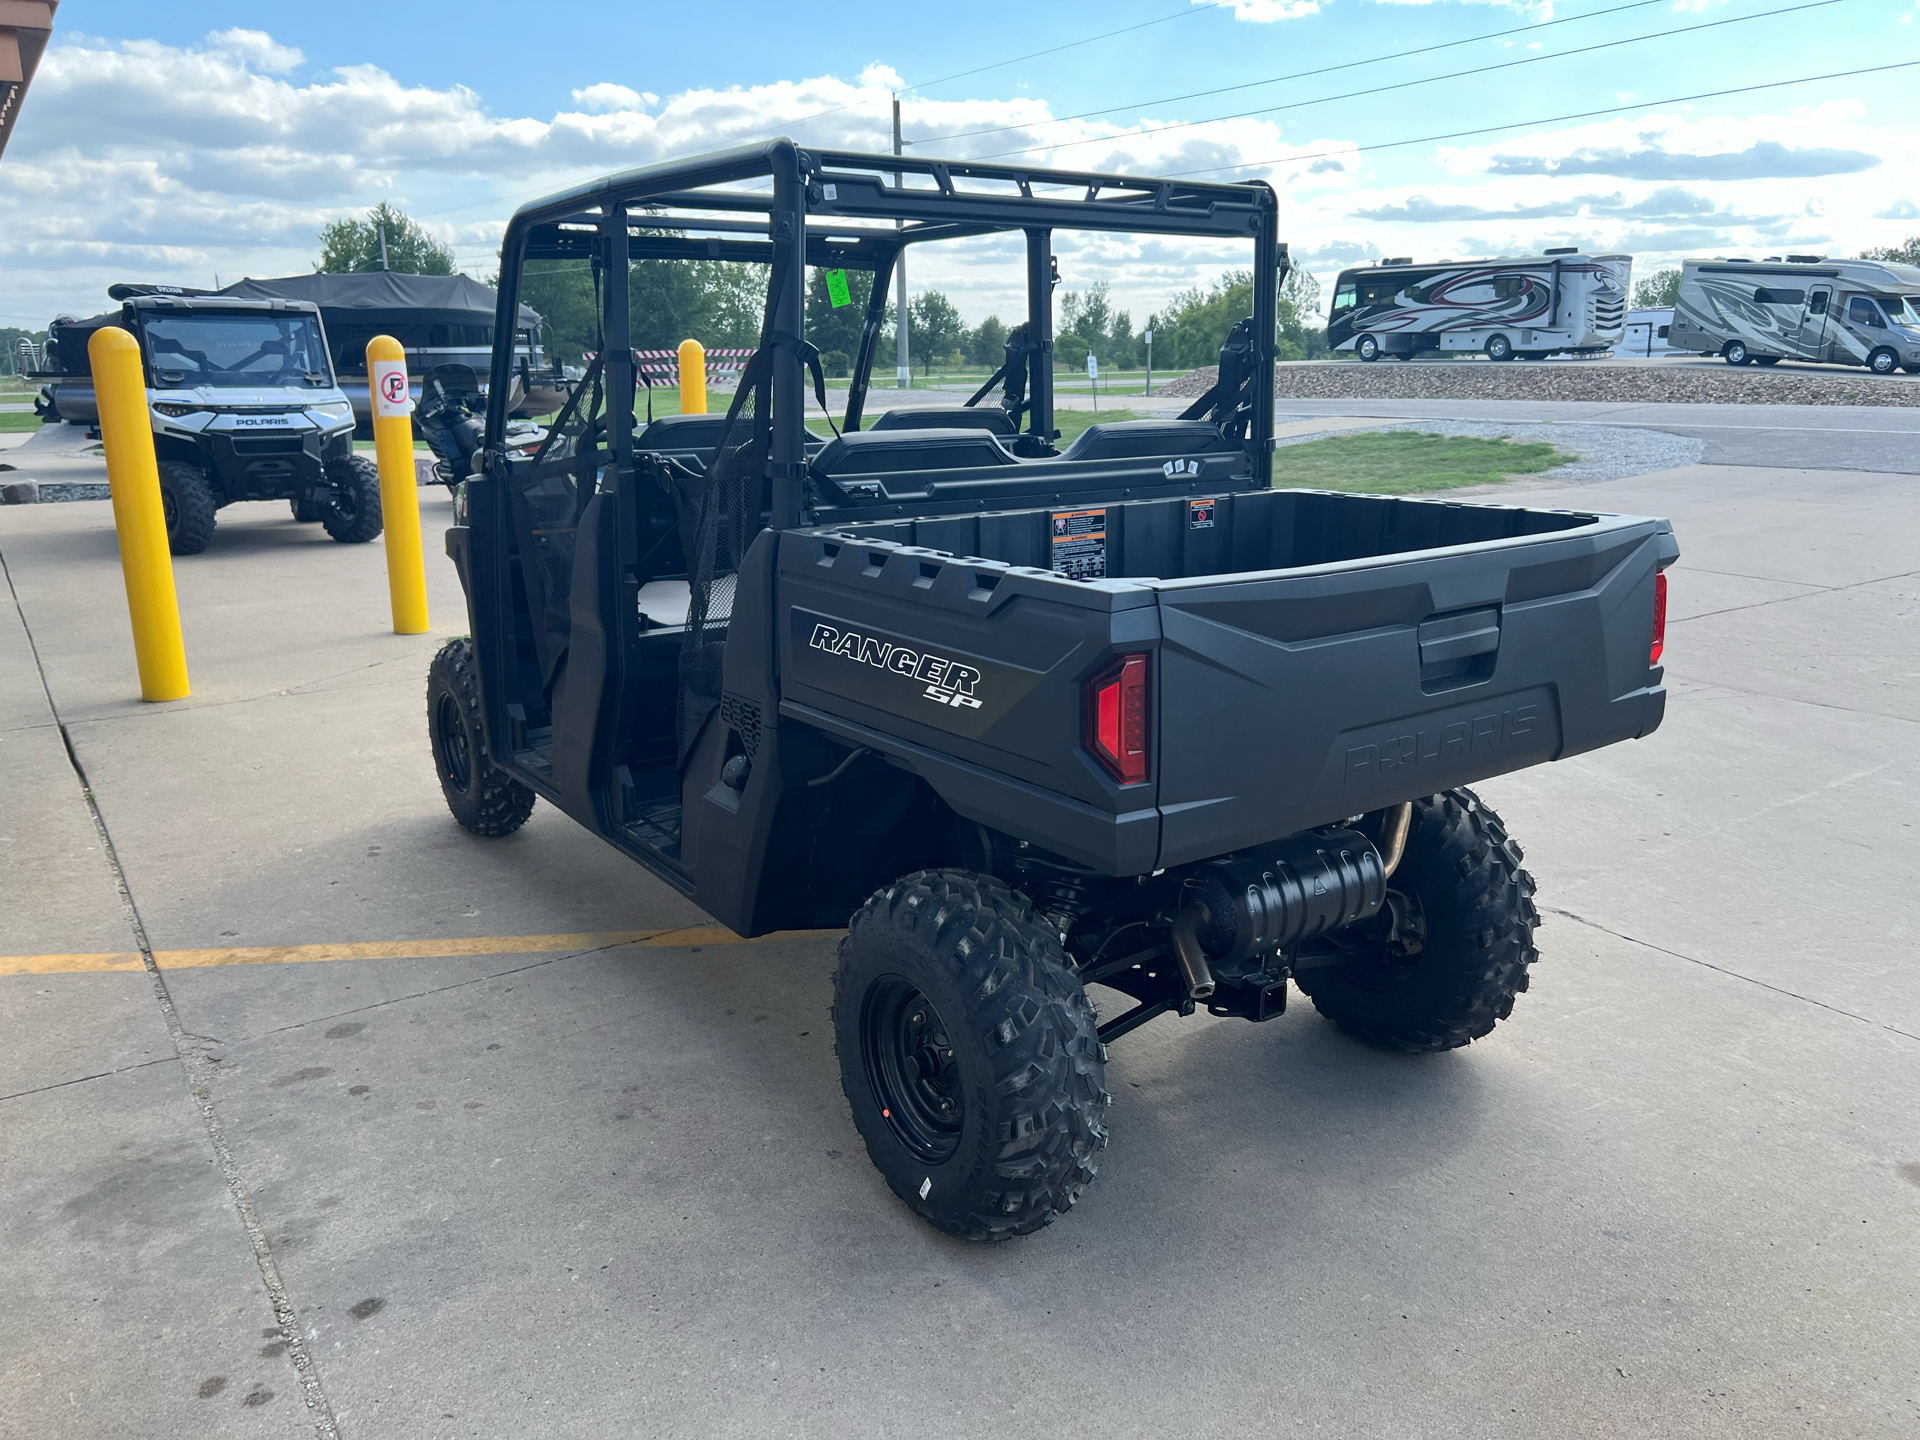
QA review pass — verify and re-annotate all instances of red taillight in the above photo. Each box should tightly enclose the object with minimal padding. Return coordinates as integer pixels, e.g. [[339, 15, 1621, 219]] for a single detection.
[[1650, 569, 1668, 666], [1086, 653, 1150, 785]]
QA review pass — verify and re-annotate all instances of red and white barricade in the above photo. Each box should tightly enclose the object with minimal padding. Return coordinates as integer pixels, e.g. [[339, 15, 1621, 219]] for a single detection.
[[632, 348, 756, 387]]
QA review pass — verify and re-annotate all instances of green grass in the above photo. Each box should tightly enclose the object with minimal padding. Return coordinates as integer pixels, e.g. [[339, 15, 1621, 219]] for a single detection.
[[0, 411, 43, 432], [1272, 430, 1572, 494]]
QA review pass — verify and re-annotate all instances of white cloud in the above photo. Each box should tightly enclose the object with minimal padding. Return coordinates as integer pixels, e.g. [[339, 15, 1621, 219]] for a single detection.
[[1210, 0, 1322, 20], [570, 83, 651, 114], [3, 27, 1911, 334], [206, 28, 304, 74]]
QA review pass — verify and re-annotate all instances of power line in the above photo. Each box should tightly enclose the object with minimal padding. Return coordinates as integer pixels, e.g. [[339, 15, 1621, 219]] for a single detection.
[[1161, 59, 1920, 178], [901, 2, 1228, 94], [915, 0, 1673, 148], [968, 0, 1851, 163], [712, 2, 1230, 155]]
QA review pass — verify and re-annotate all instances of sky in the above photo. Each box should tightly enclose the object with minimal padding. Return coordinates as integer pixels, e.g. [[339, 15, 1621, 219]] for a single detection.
[[2, 0, 1916, 336]]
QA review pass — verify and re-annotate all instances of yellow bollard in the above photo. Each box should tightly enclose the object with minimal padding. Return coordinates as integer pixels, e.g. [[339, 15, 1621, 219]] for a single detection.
[[366, 335, 429, 635], [88, 327, 190, 702], [677, 338, 706, 415]]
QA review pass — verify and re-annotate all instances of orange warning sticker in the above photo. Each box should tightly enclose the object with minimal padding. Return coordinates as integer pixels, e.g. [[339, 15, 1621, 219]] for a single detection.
[[1051, 507, 1107, 579]]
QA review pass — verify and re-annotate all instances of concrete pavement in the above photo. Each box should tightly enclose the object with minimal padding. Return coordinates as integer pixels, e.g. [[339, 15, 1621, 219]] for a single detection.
[[3, 463, 1917, 1438]]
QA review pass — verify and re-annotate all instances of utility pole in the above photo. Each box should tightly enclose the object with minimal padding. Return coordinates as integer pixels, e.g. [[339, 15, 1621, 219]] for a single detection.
[[893, 96, 910, 390]]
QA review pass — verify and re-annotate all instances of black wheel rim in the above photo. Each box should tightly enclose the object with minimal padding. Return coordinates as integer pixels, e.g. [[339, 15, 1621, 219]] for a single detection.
[[434, 692, 472, 793], [333, 484, 357, 521], [162, 487, 178, 532], [860, 974, 963, 1163]]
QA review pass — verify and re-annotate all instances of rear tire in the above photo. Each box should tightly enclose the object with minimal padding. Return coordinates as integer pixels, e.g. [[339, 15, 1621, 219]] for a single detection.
[[322, 455, 384, 543], [1356, 334, 1382, 362], [1294, 788, 1539, 1053], [1723, 340, 1750, 366], [1868, 347, 1899, 376], [427, 638, 535, 837], [1484, 335, 1514, 362], [833, 869, 1109, 1241], [1753, 355, 1781, 366], [290, 493, 323, 522], [157, 460, 217, 555]]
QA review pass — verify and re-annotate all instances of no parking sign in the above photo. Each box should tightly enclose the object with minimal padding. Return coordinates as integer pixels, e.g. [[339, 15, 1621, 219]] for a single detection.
[[372, 358, 414, 417]]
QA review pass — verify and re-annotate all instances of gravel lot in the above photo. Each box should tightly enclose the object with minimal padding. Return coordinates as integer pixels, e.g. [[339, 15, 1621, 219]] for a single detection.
[[1274, 415, 1707, 486], [1168, 361, 1920, 407]]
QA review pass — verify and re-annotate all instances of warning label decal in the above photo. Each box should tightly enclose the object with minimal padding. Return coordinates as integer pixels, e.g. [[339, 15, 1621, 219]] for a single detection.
[[1189, 498, 1216, 530], [1051, 508, 1108, 579]]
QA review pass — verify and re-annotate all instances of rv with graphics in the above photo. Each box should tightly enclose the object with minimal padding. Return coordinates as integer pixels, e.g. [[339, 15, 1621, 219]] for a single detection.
[[1668, 256, 1920, 375], [1327, 251, 1630, 361]]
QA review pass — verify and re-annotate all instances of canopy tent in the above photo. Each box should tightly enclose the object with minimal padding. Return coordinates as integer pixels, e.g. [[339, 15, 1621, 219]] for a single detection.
[[218, 272, 539, 330], [38, 274, 544, 376], [218, 273, 542, 373]]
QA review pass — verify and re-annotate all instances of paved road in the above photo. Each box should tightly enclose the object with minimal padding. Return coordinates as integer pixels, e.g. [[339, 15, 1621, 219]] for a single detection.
[[1262, 399, 1920, 474], [856, 386, 1920, 473], [3, 465, 1917, 1438]]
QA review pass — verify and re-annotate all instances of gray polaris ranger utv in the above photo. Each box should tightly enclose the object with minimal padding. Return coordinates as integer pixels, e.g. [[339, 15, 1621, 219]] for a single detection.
[[429, 141, 1678, 1239], [35, 285, 382, 554]]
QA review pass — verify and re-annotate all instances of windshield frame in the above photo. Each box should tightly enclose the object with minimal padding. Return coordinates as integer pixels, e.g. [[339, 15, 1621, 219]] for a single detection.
[[1880, 294, 1920, 326], [137, 309, 337, 390]]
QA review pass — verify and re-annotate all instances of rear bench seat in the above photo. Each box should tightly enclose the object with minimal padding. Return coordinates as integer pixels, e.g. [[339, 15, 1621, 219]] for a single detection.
[[868, 406, 1017, 436], [1059, 418, 1238, 462], [811, 427, 1019, 479]]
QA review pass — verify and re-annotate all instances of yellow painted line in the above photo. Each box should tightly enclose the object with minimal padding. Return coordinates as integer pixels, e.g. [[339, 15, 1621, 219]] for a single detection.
[[0, 926, 839, 978], [0, 952, 149, 976]]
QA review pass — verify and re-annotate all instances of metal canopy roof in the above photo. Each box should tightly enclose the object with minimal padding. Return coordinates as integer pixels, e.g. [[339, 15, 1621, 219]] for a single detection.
[[512, 140, 1274, 264]]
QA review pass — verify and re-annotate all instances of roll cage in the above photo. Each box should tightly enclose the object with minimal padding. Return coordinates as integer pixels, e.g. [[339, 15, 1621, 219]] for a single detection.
[[483, 138, 1284, 529]]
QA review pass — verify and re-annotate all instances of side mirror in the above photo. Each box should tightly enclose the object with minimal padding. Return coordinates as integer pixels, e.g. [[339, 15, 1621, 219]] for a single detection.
[[1275, 242, 1292, 292]]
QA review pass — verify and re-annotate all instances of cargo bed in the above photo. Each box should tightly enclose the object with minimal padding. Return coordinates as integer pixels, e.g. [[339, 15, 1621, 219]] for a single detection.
[[775, 487, 1676, 873]]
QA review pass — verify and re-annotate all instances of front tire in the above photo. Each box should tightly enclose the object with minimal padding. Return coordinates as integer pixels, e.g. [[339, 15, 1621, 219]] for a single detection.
[[1868, 347, 1899, 376], [1723, 340, 1750, 366], [157, 460, 217, 555], [1294, 789, 1539, 1053], [427, 638, 535, 837], [1356, 334, 1382, 362], [322, 455, 384, 543], [833, 869, 1109, 1241]]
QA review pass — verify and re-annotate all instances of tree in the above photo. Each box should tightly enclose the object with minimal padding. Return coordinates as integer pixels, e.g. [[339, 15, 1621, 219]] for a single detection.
[[516, 254, 767, 370], [806, 266, 876, 374], [316, 203, 456, 275], [1, 325, 48, 377], [907, 290, 964, 374], [1633, 268, 1682, 309], [1862, 236, 1920, 266], [1283, 264, 1322, 322], [966, 314, 1008, 367]]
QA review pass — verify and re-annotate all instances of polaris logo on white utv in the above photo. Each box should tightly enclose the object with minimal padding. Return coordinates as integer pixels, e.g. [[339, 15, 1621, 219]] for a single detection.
[[807, 622, 984, 709], [1162, 457, 1202, 478]]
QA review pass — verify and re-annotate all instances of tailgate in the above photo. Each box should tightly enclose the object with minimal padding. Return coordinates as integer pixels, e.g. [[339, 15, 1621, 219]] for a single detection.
[[1153, 513, 1677, 866]]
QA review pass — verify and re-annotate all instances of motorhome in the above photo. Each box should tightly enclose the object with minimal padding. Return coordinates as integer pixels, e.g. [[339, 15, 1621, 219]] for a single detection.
[[1622, 308, 1675, 357], [1327, 250, 1631, 361], [1669, 255, 1920, 375]]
